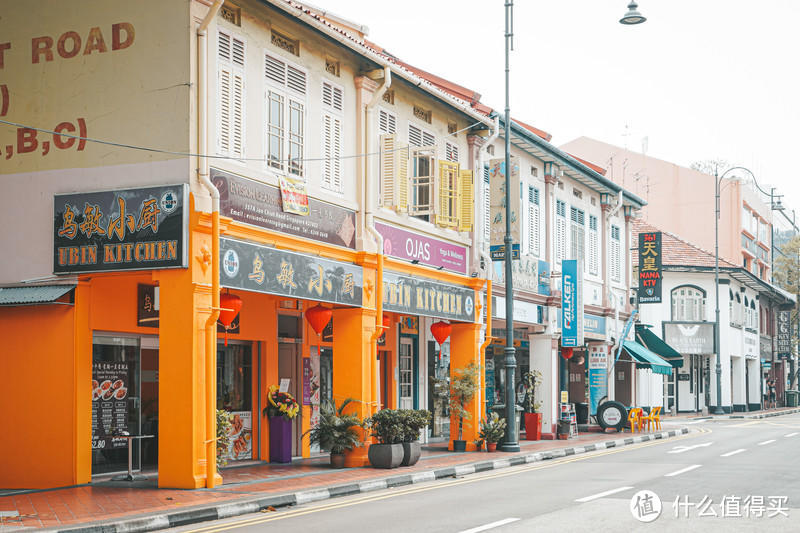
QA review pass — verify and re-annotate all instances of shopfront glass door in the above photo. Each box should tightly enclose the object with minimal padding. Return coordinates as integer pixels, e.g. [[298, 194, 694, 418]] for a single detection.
[[278, 342, 301, 456], [217, 343, 253, 462], [399, 339, 413, 409], [92, 336, 140, 476]]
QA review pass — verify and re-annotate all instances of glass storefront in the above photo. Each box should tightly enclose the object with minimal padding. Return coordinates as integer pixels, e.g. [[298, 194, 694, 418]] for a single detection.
[[217, 343, 253, 462], [427, 338, 450, 439]]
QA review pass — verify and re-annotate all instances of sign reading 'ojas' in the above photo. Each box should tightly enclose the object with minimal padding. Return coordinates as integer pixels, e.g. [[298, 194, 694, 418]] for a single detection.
[[375, 222, 467, 274]]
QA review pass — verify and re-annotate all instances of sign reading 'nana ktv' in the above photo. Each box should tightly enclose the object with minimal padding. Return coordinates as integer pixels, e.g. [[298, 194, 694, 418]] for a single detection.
[[382, 271, 476, 323], [219, 238, 363, 307], [638, 231, 663, 304], [53, 185, 188, 274]]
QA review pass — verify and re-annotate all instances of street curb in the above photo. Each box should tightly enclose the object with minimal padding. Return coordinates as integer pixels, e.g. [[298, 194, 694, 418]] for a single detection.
[[731, 407, 800, 420], [50, 428, 689, 533]]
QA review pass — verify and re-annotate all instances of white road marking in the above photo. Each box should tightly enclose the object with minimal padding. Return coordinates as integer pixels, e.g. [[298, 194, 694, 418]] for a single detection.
[[785, 432, 799, 437], [667, 442, 713, 454], [575, 486, 635, 503], [458, 518, 521, 533], [664, 464, 702, 477], [758, 439, 776, 446], [720, 449, 746, 457]]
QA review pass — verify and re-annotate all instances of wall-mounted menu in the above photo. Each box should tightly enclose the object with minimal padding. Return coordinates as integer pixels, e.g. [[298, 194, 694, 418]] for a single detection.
[[91, 362, 130, 450]]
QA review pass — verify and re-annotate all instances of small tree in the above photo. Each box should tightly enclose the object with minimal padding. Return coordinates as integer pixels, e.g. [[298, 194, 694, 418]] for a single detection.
[[449, 362, 481, 441], [773, 234, 800, 388], [521, 370, 543, 413], [216, 409, 233, 470]]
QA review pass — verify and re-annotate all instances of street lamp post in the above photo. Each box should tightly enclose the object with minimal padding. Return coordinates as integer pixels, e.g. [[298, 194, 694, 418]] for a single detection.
[[498, 2, 645, 450]]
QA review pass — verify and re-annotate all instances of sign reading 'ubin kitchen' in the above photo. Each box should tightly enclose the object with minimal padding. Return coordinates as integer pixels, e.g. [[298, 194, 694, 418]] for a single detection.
[[561, 259, 584, 347], [54, 184, 188, 274], [383, 271, 476, 323], [638, 231, 662, 304]]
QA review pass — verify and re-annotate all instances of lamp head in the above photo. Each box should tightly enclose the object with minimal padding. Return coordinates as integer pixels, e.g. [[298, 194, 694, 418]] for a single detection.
[[620, 1, 647, 25]]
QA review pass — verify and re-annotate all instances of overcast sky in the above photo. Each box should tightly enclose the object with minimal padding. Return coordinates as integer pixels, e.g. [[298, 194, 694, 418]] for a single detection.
[[321, 0, 800, 215]]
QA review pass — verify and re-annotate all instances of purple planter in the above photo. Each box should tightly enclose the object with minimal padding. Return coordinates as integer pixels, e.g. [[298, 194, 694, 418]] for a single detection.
[[269, 416, 293, 463]]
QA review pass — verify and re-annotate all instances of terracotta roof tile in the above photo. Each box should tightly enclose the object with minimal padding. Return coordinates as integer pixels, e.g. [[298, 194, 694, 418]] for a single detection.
[[631, 219, 738, 269], [568, 153, 606, 175]]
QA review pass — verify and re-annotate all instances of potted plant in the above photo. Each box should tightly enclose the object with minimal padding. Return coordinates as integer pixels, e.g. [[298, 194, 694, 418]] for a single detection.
[[216, 410, 233, 470], [398, 409, 431, 466], [449, 362, 481, 452], [367, 409, 404, 468], [478, 412, 507, 452], [522, 370, 543, 440], [262, 385, 300, 463], [304, 398, 366, 468]]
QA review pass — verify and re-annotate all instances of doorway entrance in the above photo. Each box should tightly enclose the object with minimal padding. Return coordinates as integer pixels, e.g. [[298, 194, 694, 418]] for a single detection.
[[278, 341, 301, 457]]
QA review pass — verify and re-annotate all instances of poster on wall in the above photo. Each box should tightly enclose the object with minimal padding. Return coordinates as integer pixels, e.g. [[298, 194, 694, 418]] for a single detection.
[[224, 411, 252, 461], [588, 344, 608, 416], [91, 362, 130, 450], [279, 175, 310, 216]]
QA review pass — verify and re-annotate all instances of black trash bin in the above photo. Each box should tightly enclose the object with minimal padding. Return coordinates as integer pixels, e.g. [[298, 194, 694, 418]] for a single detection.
[[576, 403, 589, 425]]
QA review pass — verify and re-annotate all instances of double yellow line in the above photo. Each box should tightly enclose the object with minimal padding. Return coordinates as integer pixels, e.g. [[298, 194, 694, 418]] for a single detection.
[[185, 430, 700, 533]]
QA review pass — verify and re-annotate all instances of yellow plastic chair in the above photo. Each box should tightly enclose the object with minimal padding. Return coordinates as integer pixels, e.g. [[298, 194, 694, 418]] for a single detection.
[[641, 406, 662, 431], [627, 407, 643, 433], [652, 406, 662, 430]]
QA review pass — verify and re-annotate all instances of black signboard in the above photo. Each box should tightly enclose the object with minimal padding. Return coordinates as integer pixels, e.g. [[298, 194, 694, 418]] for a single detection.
[[92, 362, 130, 450], [777, 310, 792, 356], [212, 168, 356, 249], [54, 184, 188, 274], [137, 284, 159, 328], [638, 231, 662, 304], [383, 270, 476, 322], [220, 238, 363, 306], [678, 373, 690, 382]]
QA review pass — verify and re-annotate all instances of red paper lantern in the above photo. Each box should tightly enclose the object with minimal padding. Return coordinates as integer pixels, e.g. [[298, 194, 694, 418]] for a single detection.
[[430, 321, 452, 345], [219, 293, 242, 346], [305, 304, 333, 357], [561, 347, 574, 360]]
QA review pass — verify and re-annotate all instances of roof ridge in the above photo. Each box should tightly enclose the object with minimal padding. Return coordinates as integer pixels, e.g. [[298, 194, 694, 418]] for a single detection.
[[633, 218, 739, 268]]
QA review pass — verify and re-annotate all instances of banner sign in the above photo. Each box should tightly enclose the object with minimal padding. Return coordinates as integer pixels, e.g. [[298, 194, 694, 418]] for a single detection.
[[54, 184, 188, 274], [137, 284, 159, 328], [383, 270, 476, 322], [637, 231, 662, 304], [279, 175, 310, 216], [663, 322, 715, 354], [489, 157, 520, 261], [492, 255, 541, 292], [213, 168, 356, 249], [561, 259, 584, 347], [588, 344, 608, 415], [223, 411, 252, 461], [777, 310, 792, 356], [220, 238, 363, 307], [92, 362, 130, 450], [584, 314, 607, 336], [376, 221, 467, 274], [485, 359, 495, 409]]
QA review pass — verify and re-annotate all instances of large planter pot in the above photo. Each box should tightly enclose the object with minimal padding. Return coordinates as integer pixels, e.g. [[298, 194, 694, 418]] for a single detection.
[[401, 442, 421, 466], [330, 453, 345, 469], [269, 416, 293, 463], [368, 443, 403, 469], [452, 439, 467, 452], [524, 412, 542, 441]]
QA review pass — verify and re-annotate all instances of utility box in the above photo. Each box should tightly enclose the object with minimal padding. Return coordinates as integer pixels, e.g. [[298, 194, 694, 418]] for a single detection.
[[785, 390, 799, 407]]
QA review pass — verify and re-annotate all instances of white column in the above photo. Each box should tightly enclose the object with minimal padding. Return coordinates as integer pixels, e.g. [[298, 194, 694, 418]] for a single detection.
[[530, 334, 557, 435]]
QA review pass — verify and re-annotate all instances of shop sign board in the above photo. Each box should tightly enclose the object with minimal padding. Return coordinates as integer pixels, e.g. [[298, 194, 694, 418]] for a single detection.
[[219, 238, 363, 307], [489, 157, 521, 261], [663, 322, 714, 354], [561, 259, 584, 347], [492, 295, 541, 325], [588, 344, 608, 415], [223, 412, 252, 461], [213, 168, 356, 249], [383, 271, 476, 322], [777, 310, 792, 356], [637, 231, 662, 304], [376, 222, 467, 274], [54, 184, 188, 274], [492, 255, 542, 293], [537, 260, 551, 296], [137, 284, 159, 328], [677, 373, 691, 381], [584, 314, 607, 336], [91, 362, 130, 450]]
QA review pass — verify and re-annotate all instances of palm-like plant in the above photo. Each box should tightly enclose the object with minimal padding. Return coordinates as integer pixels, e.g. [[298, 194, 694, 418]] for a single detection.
[[304, 398, 366, 455]]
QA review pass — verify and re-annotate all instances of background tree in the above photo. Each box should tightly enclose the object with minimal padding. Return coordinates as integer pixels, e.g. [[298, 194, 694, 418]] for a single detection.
[[690, 159, 731, 176], [772, 234, 800, 389]]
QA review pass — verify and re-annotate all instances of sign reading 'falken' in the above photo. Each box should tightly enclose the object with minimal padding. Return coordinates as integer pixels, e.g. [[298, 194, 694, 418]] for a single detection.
[[638, 231, 663, 304], [53, 184, 188, 274]]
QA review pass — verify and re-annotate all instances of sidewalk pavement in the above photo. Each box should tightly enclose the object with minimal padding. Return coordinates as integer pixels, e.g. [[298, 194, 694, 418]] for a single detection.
[[662, 406, 800, 422], [0, 425, 690, 533]]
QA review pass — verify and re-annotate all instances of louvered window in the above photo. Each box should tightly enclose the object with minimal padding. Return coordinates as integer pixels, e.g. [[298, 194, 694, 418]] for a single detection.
[[483, 165, 491, 245], [217, 31, 245, 158], [410, 147, 436, 219], [264, 53, 306, 177], [527, 187, 540, 257], [409, 124, 435, 147], [322, 113, 342, 192], [570, 207, 585, 265], [378, 108, 397, 135], [588, 215, 599, 275], [555, 199, 566, 263], [379, 133, 409, 211], [611, 224, 621, 282], [322, 81, 343, 112], [437, 161, 459, 228], [445, 141, 459, 163]]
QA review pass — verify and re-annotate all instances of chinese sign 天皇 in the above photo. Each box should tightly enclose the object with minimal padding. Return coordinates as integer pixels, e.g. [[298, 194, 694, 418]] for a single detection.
[[219, 238, 363, 307], [637, 231, 662, 304], [54, 185, 188, 274]]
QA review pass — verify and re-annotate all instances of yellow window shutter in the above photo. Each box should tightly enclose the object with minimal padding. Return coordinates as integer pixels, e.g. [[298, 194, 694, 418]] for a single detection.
[[380, 134, 395, 208], [396, 143, 409, 212], [437, 161, 459, 228], [459, 169, 474, 232]]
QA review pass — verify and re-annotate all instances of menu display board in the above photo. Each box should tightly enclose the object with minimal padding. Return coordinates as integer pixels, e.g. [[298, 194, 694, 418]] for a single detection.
[[91, 362, 130, 450], [224, 411, 252, 461]]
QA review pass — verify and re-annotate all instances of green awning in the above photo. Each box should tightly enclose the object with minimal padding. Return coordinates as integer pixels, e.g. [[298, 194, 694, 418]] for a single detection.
[[0, 285, 75, 305], [621, 340, 673, 376], [635, 326, 684, 368]]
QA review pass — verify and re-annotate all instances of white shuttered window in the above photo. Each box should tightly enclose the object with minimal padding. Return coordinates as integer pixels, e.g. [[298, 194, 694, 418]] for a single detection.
[[555, 199, 566, 263], [265, 53, 306, 177], [217, 31, 244, 158], [611, 224, 621, 282], [588, 215, 599, 275], [483, 166, 491, 245], [570, 207, 585, 263], [528, 187, 540, 256], [321, 80, 343, 192]]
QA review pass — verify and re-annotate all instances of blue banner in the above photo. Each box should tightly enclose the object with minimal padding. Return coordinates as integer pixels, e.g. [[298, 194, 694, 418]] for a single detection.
[[561, 259, 583, 347], [588, 345, 608, 415]]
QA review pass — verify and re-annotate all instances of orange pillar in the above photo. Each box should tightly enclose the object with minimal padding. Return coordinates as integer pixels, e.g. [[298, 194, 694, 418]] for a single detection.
[[73, 281, 92, 485], [449, 322, 483, 451], [332, 306, 376, 466], [154, 242, 213, 488]]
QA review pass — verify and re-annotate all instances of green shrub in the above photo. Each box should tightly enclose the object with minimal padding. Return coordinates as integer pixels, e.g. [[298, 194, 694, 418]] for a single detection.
[[304, 398, 366, 455]]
